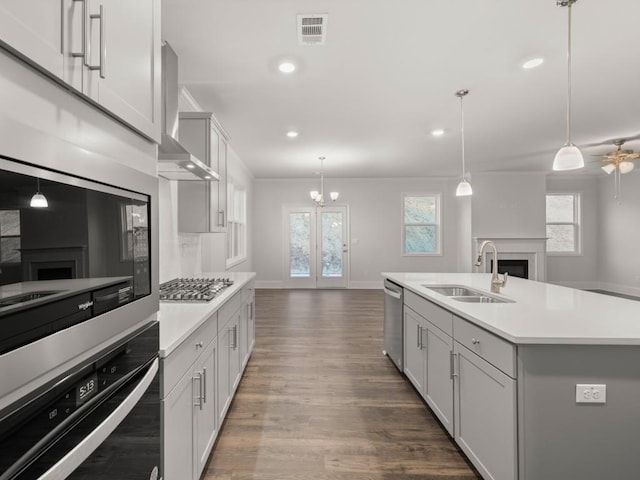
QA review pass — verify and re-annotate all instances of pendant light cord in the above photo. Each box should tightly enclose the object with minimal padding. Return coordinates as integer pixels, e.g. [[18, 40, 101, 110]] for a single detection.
[[566, 1, 573, 146], [460, 94, 466, 178]]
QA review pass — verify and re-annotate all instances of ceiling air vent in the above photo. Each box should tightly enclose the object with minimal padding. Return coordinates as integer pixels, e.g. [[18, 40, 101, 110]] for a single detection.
[[297, 14, 328, 45]]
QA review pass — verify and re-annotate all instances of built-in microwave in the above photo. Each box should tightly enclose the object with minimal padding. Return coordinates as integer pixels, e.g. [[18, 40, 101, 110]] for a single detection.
[[0, 156, 152, 354]]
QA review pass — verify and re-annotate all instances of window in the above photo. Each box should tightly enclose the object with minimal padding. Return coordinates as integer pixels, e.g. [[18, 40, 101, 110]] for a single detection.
[[402, 193, 441, 255], [0, 210, 21, 264], [226, 183, 247, 267], [546, 193, 580, 254]]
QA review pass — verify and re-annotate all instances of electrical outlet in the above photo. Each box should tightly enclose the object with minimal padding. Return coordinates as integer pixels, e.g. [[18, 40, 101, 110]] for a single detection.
[[576, 384, 606, 404]]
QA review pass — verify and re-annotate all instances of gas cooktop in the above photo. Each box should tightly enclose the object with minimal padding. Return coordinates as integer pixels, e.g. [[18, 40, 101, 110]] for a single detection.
[[159, 277, 234, 302]]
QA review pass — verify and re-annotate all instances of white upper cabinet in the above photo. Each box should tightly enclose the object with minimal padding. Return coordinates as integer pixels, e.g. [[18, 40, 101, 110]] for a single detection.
[[0, 1, 65, 78], [0, 0, 161, 142]]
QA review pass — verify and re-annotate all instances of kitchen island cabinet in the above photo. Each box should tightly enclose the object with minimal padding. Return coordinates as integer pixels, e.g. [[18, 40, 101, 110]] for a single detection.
[[384, 272, 640, 480], [159, 272, 255, 480]]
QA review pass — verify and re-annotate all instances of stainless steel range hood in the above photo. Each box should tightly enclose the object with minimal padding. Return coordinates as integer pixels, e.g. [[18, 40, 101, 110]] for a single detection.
[[158, 42, 219, 181]]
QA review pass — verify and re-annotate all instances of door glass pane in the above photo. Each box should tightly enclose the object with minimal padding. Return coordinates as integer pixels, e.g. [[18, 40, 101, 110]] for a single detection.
[[289, 212, 311, 277], [321, 212, 343, 278]]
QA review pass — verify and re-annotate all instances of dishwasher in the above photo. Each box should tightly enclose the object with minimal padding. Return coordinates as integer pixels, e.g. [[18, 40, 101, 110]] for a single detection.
[[383, 279, 403, 372]]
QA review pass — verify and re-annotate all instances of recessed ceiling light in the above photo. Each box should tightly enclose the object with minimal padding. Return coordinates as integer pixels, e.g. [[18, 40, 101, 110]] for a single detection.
[[431, 129, 445, 137], [278, 62, 296, 74], [286, 131, 299, 138], [522, 58, 544, 69], [186, 164, 195, 169]]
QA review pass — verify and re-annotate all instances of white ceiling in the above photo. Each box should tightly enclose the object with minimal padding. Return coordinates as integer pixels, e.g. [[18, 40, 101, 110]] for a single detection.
[[162, 0, 640, 180]]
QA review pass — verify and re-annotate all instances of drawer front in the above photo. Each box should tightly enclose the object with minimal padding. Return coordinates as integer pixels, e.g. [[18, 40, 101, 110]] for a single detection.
[[162, 312, 218, 396], [453, 316, 516, 377], [405, 290, 453, 336], [218, 291, 242, 331]]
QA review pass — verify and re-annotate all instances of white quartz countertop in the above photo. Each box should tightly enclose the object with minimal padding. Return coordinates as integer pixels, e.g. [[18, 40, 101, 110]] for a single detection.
[[158, 272, 255, 357], [383, 272, 640, 345]]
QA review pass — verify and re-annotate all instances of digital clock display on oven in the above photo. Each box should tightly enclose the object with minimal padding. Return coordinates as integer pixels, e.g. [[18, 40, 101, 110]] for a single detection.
[[75, 373, 98, 406]]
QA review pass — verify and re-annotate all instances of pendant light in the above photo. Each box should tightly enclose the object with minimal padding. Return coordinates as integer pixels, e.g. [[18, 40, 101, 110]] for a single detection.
[[553, 0, 584, 171], [30, 178, 48, 208], [455, 89, 472, 197], [309, 156, 339, 207]]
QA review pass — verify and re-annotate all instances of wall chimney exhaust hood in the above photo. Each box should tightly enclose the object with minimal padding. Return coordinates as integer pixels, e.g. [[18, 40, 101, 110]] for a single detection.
[[158, 42, 219, 181]]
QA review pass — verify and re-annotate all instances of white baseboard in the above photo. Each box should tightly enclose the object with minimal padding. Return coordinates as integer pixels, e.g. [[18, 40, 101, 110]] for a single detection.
[[254, 280, 284, 289], [348, 281, 383, 289]]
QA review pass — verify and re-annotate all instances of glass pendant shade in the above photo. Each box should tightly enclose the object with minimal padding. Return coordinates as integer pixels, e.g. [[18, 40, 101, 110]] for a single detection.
[[553, 144, 584, 171], [619, 161, 634, 174], [601, 163, 616, 174], [30, 192, 48, 208], [330, 192, 339, 201], [456, 179, 473, 197], [310, 190, 319, 200]]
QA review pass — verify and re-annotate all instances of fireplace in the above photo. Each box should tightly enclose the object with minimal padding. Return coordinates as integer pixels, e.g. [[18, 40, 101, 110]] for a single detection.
[[21, 246, 88, 281], [473, 237, 547, 281], [490, 259, 529, 279]]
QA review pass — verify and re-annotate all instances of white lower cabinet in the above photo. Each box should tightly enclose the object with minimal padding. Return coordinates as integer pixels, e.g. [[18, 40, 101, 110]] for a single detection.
[[217, 308, 241, 424], [194, 340, 217, 475], [403, 305, 454, 435], [453, 341, 517, 480], [403, 290, 518, 480], [162, 313, 218, 480], [162, 284, 256, 480]]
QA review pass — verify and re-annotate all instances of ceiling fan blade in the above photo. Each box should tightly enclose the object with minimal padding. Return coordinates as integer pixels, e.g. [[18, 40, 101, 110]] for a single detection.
[[580, 132, 640, 149]]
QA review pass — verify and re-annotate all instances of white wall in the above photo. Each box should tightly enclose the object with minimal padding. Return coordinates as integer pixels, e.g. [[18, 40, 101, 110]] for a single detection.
[[471, 172, 547, 238], [545, 175, 599, 287], [253, 177, 462, 288], [598, 172, 640, 296]]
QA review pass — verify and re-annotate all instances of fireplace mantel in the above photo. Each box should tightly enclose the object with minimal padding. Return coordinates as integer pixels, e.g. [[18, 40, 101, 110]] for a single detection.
[[473, 237, 547, 281]]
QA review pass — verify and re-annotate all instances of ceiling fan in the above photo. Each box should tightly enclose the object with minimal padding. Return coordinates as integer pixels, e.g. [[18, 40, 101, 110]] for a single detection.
[[599, 139, 639, 174], [597, 139, 639, 199]]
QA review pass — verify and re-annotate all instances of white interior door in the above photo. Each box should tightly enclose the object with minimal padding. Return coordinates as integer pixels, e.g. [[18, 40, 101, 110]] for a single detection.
[[284, 205, 349, 288]]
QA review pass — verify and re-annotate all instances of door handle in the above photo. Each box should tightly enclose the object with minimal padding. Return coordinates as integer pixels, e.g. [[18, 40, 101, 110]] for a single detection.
[[87, 4, 105, 78], [450, 351, 458, 379], [71, 0, 86, 59]]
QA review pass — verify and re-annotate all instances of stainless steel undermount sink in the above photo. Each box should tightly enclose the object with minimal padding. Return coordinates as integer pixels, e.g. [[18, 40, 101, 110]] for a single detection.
[[450, 295, 510, 304], [425, 285, 484, 297], [423, 284, 514, 304]]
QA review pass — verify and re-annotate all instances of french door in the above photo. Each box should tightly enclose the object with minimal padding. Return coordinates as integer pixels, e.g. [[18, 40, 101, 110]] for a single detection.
[[284, 205, 349, 288]]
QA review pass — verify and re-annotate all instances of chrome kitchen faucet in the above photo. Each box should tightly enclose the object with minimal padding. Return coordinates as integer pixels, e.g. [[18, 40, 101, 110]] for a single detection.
[[475, 240, 508, 294]]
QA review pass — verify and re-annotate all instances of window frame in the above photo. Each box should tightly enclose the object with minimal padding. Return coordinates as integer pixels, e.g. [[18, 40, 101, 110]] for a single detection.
[[401, 192, 442, 256], [226, 181, 247, 268], [545, 192, 582, 256]]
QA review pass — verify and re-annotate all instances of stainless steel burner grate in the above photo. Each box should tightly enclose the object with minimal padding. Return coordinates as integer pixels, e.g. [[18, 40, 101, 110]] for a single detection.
[[159, 277, 233, 302]]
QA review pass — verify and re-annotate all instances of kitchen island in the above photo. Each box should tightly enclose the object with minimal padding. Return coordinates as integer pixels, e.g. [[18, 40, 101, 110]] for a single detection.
[[158, 271, 255, 480], [383, 272, 640, 480]]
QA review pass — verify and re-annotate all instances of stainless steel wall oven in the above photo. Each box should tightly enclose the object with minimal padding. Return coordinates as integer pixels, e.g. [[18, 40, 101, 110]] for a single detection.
[[0, 155, 160, 478], [0, 321, 160, 480]]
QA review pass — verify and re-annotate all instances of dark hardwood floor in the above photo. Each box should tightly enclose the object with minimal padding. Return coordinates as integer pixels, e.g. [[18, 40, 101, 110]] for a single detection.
[[203, 289, 481, 480]]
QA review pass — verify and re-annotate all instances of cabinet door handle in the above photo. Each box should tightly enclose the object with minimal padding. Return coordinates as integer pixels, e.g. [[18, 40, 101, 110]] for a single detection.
[[87, 5, 105, 78], [450, 351, 458, 379], [218, 210, 225, 227], [202, 367, 207, 404], [71, 0, 86, 59], [234, 325, 238, 350], [472, 338, 480, 345], [193, 372, 203, 410]]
